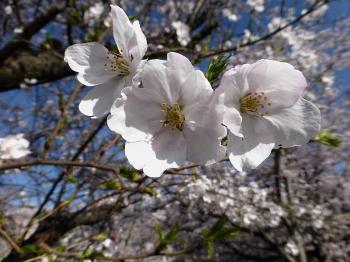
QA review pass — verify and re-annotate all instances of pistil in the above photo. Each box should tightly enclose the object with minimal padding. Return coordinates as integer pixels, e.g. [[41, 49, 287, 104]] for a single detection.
[[160, 102, 185, 131]]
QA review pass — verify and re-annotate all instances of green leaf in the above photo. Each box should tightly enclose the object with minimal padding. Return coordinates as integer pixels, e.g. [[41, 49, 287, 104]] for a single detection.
[[22, 244, 38, 254], [211, 226, 239, 241], [0, 212, 4, 225], [201, 215, 239, 257], [143, 187, 157, 197], [119, 167, 142, 182], [202, 215, 228, 238], [55, 246, 66, 252], [155, 223, 180, 252], [207, 241, 215, 258], [83, 248, 105, 259], [313, 129, 341, 148], [155, 224, 165, 241], [205, 55, 230, 85], [67, 175, 78, 184], [166, 223, 180, 243], [92, 231, 108, 241], [101, 180, 122, 190]]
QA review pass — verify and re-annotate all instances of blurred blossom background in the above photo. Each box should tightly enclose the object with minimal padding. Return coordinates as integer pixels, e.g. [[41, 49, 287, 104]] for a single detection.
[[0, 0, 349, 261]]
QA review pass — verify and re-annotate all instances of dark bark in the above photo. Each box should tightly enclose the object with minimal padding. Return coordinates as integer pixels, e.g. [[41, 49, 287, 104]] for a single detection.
[[0, 6, 63, 63], [3, 202, 120, 261], [0, 47, 72, 92]]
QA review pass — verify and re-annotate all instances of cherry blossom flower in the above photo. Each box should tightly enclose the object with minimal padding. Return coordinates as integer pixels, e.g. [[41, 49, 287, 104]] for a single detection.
[[218, 59, 321, 171], [247, 0, 265, 12], [64, 5, 147, 118], [84, 2, 105, 25], [107, 52, 226, 177], [172, 21, 191, 46], [0, 134, 31, 161]]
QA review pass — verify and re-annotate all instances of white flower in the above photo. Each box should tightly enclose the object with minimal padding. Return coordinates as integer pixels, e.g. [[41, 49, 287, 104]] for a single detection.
[[14, 27, 23, 34], [218, 59, 321, 171], [107, 52, 226, 177], [247, 0, 265, 12], [0, 134, 31, 160], [222, 9, 238, 22], [64, 5, 147, 118], [172, 21, 191, 46], [24, 78, 38, 85], [285, 240, 299, 256], [5, 6, 12, 15], [84, 2, 105, 24]]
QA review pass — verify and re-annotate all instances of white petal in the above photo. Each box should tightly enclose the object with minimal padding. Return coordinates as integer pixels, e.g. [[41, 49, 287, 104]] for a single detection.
[[77, 67, 116, 86], [131, 20, 147, 60], [180, 70, 212, 113], [184, 93, 227, 165], [65, 43, 115, 86], [79, 79, 123, 118], [141, 59, 176, 103], [111, 5, 137, 61], [223, 106, 243, 137], [125, 141, 149, 170], [166, 52, 195, 92], [64, 42, 107, 72], [227, 116, 275, 171], [217, 65, 253, 107], [107, 86, 163, 142], [263, 98, 321, 148], [144, 130, 186, 177], [126, 132, 186, 178], [247, 59, 307, 110]]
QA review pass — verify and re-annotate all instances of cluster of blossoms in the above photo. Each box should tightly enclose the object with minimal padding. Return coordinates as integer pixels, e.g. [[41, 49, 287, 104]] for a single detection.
[[182, 171, 285, 228], [0, 133, 31, 163], [65, 5, 321, 178]]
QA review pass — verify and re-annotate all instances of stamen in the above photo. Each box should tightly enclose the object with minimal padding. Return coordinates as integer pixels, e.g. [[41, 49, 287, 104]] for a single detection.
[[160, 102, 185, 131], [104, 51, 130, 76], [240, 92, 272, 117]]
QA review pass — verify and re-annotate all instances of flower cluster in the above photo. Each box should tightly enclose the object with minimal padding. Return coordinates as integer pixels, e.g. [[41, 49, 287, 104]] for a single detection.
[[65, 5, 321, 177], [0, 133, 31, 162]]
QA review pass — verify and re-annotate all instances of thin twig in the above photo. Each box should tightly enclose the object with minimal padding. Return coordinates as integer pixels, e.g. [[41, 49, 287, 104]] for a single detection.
[[0, 227, 24, 254]]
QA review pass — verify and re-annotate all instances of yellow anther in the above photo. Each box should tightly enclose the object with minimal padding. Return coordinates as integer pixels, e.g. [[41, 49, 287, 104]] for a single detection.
[[240, 91, 272, 117], [160, 102, 185, 131], [104, 51, 130, 76]]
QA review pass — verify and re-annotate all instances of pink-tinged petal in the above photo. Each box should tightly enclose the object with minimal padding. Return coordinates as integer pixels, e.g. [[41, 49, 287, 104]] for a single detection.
[[107, 86, 163, 142], [180, 70, 212, 113], [223, 106, 243, 137], [125, 140, 173, 177], [77, 67, 116, 86], [130, 20, 147, 60], [141, 59, 176, 103], [79, 79, 123, 118], [130, 59, 147, 87], [64, 42, 107, 72], [111, 5, 138, 61], [247, 59, 307, 110], [144, 129, 186, 177], [126, 131, 186, 177], [65, 43, 116, 86], [166, 52, 195, 92], [227, 116, 275, 171], [217, 65, 253, 110], [125, 141, 149, 170], [263, 98, 321, 148], [184, 93, 227, 165]]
